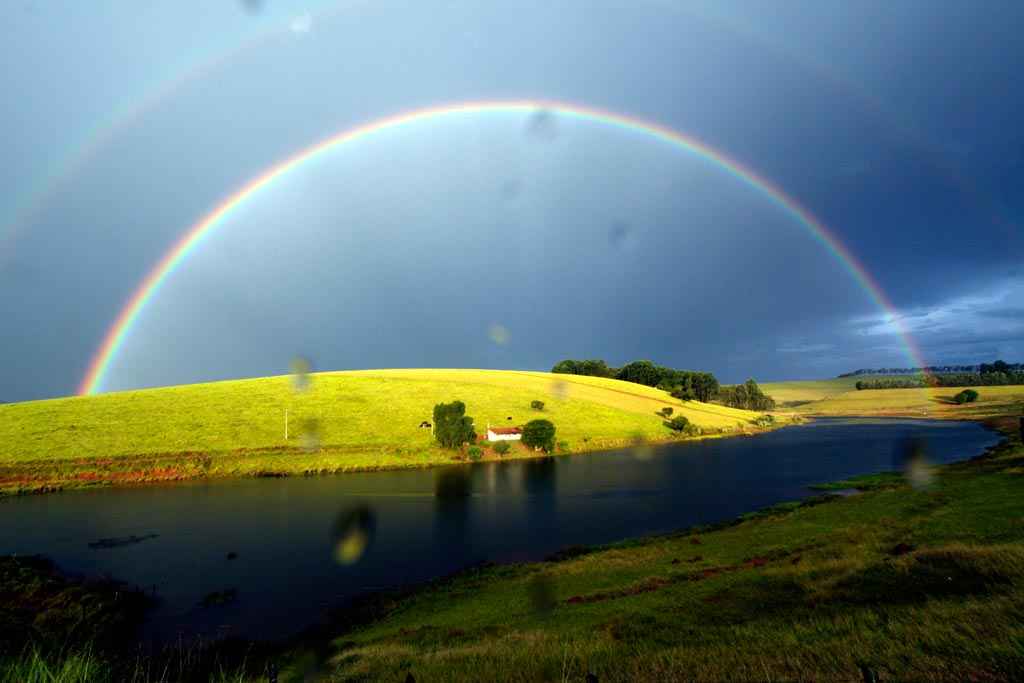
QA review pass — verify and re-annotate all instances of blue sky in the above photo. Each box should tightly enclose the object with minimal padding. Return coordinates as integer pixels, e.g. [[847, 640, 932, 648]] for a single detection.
[[1, 0, 1022, 401]]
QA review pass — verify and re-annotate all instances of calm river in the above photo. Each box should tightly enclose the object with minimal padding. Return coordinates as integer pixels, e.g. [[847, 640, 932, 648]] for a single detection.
[[0, 418, 1001, 643]]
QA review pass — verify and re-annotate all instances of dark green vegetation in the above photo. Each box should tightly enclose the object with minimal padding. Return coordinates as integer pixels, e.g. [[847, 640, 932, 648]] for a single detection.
[[662, 415, 689, 432], [530, 400, 544, 411], [303, 418, 1024, 682], [955, 389, 980, 404], [717, 378, 776, 411], [855, 361, 1024, 390], [432, 400, 476, 449], [552, 359, 720, 402], [840, 360, 1023, 377], [521, 419, 556, 452]]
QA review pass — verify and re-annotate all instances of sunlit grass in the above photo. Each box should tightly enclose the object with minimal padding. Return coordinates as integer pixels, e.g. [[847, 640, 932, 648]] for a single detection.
[[0, 369, 772, 495]]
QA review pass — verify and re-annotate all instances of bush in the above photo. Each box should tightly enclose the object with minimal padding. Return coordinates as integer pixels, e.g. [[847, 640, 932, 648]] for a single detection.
[[531, 400, 545, 411], [522, 419, 556, 452], [557, 440, 570, 453], [658, 407, 673, 418], [954, 389, 979, 404], [663, 415, 689, 432], [683, 423, 702, 436], [493, 441, 511, 456], [467, 446, 483, 460]]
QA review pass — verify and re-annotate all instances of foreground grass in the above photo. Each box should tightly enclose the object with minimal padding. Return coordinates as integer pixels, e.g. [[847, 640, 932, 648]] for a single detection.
[[0, 370, 770, 496], [263, 419, 1024, 682]]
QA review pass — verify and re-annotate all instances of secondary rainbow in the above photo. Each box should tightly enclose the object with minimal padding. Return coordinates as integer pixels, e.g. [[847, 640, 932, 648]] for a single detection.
[[79, 99, 925, 395]]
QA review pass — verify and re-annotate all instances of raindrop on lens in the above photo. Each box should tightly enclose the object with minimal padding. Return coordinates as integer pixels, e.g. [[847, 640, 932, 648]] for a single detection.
[[488, 323, 510, 346], [290, 356, 312, 392], [332, 505, 376, 565]]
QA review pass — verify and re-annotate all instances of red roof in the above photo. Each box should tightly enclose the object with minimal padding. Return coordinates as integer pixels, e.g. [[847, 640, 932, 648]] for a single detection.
[[488, 427, 521, 434]]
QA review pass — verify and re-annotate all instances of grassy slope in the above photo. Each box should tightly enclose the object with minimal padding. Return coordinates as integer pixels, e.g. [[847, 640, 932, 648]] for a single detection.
[[761, 380, 1024, 419], [294, 421, 1024, 682], [0, 369, 766, 495]]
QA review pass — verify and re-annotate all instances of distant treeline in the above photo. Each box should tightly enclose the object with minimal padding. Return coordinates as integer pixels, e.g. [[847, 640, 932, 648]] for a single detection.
[[855, 362, 1024, 390], [840, 360, 1022, 377], [551, 359, 720, 402]]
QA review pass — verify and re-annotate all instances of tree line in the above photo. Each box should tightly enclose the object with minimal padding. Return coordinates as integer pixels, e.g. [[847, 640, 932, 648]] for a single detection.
[[841, 360, 1021, 377], [854, 361, 1024, 390], [552, 358, 775, 410], [552, 359, 720, 402]]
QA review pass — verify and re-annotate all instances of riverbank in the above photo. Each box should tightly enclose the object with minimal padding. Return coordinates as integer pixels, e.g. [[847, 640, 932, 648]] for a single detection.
[[4, 417, 1020, 681], [269, 416, 1024, 682], [0, 369, 782, 497]]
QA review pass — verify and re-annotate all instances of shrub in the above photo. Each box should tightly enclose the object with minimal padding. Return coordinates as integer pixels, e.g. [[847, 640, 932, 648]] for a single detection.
[[467, 446, 483, 461], [663, 416, 689, 432], [522, 419, 556, 452], [683, 423, 702, 437], [557, 440, 570, 453], [493, 441, 511, 456], [658, 407, 673, 418], [954, 389, 979, 404], [531, 400, 545, 411]]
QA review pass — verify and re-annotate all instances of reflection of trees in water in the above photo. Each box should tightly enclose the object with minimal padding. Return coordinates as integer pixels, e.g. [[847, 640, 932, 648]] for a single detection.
[[522, 457, 558, 534], [433, 467, 472, 551]]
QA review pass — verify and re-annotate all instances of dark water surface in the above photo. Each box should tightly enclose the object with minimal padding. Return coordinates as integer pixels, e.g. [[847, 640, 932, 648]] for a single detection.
[[0, 418, 1000, 643]]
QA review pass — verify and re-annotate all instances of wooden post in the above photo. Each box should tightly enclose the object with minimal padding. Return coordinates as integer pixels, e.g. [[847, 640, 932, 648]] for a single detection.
[[284, 409, 289, 440]]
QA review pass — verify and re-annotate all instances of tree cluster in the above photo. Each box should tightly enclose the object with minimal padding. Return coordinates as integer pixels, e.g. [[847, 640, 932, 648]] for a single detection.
[[841, 360, 1021, 378], [551, 358, 719, 402], [953, 389, 979, 404], [855, 364, 1024, 390], [432, 400, 476, 449], [717, 379, 776, 411]]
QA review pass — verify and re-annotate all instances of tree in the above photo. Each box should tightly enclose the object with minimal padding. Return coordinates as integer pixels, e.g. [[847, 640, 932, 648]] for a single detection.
[[663, 415, 689, 432], [493, 441, 511, 455], [658, 407, 673, 418], [522, 419, 556, 452], [718, 379, 775, 411], [433, 400, 476, 449], [531, 400, 545, 411], [616, 360, 668, 387], [954, 389, 979, 404]]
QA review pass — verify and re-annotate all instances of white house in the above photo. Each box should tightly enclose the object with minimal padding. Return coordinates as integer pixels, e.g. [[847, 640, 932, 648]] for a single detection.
[[487, 426, 522, 442]]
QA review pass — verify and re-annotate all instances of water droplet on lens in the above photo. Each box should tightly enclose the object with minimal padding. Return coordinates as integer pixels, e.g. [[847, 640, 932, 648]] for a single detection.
[[301, 417, 321, 452], [526, 109, 557, 142], [629, 433, 652, 461], [527, 572, 556, 615], [290, 356, 313, 392], [332, 505, 376, 565], [488, 323, 510, 346]]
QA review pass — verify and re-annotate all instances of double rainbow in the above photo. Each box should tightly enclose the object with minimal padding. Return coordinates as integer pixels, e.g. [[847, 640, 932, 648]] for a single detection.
[[79, 99, 923, 395]]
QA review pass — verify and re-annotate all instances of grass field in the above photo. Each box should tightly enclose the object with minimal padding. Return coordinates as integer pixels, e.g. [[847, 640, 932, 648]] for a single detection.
[[266, 418, 1024, 682], [0, 369, 770, 496], [761, 379, 1024, 419]]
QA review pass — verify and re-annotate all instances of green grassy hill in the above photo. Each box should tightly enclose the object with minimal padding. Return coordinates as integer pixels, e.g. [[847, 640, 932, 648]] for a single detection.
[[0, 369, 769, 495], [761, 378, 1024, 419]]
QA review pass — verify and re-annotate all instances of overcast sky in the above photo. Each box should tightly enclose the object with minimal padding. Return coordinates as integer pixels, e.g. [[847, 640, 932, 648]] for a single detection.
[[1, 0, 1022, 401]]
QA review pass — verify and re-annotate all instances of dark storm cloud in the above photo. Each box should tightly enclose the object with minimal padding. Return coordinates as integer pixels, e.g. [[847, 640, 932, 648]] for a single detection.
[[1, 0, 1023, 401]]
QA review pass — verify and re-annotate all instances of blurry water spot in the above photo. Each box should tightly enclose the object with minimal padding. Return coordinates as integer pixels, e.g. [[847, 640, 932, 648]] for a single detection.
[[240, 0, 263, 14], [608, 221, 635, 251], [894, 437, 934, 490], [526, 109, 558, 142], [332, 505, 376, 565], [290, 356, 312, 392], [550, 379, 569, 401], [527, 572, 556, 615], [488, 323, 510, 346], [290, 11, 313, 34], [500, 178, 521, 200], [629, 433, 653, 461], [300, 417, 321, 453], [434, 467, 471, 499]]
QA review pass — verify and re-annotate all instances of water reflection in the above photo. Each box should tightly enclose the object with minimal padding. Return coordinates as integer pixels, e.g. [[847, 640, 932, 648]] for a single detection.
[[0, 419, 1000, 643]]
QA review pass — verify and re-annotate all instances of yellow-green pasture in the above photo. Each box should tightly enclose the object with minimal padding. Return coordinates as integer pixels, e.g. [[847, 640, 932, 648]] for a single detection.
[[0, 369, 768, 495], [763, 380, 1024, 419]]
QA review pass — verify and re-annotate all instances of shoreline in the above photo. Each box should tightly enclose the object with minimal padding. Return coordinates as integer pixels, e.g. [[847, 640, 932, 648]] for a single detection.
[[0, 415, 803, 499]]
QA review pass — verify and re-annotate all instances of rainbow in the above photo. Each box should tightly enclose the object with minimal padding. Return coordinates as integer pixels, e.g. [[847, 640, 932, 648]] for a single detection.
[[78, 99, 925, 395]]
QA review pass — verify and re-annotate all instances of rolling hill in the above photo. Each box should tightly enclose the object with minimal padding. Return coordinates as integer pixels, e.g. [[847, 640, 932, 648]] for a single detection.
[[0, 369, 772, 495]]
